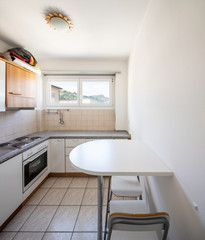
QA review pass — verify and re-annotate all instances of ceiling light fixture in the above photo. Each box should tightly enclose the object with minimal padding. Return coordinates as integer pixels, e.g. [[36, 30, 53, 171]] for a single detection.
[[45, 12, 73, 32]]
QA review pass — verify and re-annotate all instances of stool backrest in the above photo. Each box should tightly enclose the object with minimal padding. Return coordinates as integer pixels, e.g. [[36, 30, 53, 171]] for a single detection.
[[107, 212, 170, 240]]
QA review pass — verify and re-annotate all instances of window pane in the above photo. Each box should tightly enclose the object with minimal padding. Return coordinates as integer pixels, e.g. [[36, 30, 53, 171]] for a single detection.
[[82, 81, 110, 104], [50, 81, 78, 104]]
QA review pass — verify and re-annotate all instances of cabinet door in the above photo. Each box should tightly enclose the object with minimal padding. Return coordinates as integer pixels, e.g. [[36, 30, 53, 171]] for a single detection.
[[24, 71, 36, 98], [49, 139, 65, 173], [65, 148, 78, 172], [0, 154, 22, 226], [6, 63, 36, 108], [6, 63, 24, 106], [65, 139, 85, 173], [0, 59, 6, 111]]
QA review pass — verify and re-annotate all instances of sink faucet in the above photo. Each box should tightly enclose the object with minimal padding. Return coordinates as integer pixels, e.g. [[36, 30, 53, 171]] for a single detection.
[[58, 110, 64, 124]]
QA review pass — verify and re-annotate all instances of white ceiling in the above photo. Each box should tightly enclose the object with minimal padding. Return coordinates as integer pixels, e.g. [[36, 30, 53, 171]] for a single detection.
[[0, 0, 150, 61]]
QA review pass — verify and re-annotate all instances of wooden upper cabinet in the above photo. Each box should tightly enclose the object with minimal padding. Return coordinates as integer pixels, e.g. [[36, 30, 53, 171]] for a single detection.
[[6, 63, 36, 108], [6, 63, 23, 96], [23, 70, 36, 98]]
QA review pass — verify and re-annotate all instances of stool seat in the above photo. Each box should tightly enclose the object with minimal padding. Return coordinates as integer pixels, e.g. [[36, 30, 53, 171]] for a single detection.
[[111, 176, 143, 197], [110, 200, 149, 214]]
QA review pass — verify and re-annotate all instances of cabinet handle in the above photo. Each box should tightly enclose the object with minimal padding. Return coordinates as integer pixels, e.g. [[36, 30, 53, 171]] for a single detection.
[[9, 92, 22, 95]]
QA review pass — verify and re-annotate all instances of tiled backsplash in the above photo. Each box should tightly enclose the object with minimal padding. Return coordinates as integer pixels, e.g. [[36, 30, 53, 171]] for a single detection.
[[0, 109, 115, 142], [0, 110, 38, 142], [42, 109, 115, 131]]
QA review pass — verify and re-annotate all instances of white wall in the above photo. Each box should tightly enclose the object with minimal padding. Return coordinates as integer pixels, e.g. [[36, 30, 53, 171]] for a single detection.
[[128, 0, 205, 239], [0, 39, 11, 52], [39, 59, 128, 130]]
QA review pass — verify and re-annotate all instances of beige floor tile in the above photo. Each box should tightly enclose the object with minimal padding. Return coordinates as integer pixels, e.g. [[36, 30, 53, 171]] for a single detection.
[[82, 189, 97, 205], [52, 177, 73, 188], [69, 177, 88, 188], [43, 233, 72, 240], [87, 177, 109, 188], [75, 206, 99, 231], [13, 232, 44, 240], [87, 177, 98, 188], [1, 176, 110, 239], [40, 177, 58, 188], [61, 189, 85, 205], [20, 206, 58, 232], [111, 194, 124, 200], [83, 184, 108, 205], [3, 206, 36, 231], [103, 177, 109, 188], [71, 232, 98, 240], [103, 188, 108, 205], [82, 188, 108, 205], [0, 232, 17, 240], [39, 189, 67, 205], [123, 196, 137, 200], [47, 206, 80, 231], [26, 189, 49, 205]]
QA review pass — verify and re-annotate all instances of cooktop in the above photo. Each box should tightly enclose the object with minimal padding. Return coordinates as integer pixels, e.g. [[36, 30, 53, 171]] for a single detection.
[[0, 136, 43, 158]]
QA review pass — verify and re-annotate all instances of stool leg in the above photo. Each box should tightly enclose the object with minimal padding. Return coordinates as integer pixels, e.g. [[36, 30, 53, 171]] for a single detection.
[[137, 176, 143, 200], [98, 176, 103, 240], [104, 176, 111, 240]]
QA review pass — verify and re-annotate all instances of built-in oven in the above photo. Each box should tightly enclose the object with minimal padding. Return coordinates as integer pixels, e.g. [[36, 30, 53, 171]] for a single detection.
[[23, 142, 48, 192]]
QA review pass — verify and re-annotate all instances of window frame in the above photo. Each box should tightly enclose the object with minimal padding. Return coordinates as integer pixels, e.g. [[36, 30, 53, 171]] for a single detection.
[[45, 75, 115, 109]]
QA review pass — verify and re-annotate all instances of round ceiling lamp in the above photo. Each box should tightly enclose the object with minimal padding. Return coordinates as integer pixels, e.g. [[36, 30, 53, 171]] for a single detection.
[[45, 12, 73, 32]]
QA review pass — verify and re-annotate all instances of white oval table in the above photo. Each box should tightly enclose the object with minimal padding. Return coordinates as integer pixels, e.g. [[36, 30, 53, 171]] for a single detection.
[[70, 140, 172, 240]]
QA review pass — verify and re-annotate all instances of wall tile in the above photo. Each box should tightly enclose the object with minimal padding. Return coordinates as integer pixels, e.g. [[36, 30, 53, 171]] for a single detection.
[[0, 109, 115, 142]]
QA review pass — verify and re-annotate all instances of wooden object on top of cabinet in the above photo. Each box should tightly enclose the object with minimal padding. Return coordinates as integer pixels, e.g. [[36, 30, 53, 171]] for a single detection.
[[6, 63, 36, 108]]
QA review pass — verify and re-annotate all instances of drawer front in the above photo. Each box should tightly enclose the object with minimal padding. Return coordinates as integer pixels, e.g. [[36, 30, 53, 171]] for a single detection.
[[23, 146, 36, 160], [84, 139, 95, 142], [65, 147, 73, 156], [66, 156, 79, 172], [23, 141, 48, 160], [65, 139, 85, 147], [36, 141, 48, 151]]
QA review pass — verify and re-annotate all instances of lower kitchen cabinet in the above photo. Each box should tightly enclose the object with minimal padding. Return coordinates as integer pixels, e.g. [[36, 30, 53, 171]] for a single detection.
[[0, 154, 22, 226], [49, 139, 65, 172], [49, 138, 128, 174], [65, 139, 95, 172], [66, 149, 77, 172], [65, 139, 86, 173]]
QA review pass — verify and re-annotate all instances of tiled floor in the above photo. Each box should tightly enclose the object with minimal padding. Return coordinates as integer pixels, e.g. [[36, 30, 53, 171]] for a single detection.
[[0, 176, 132, 240]]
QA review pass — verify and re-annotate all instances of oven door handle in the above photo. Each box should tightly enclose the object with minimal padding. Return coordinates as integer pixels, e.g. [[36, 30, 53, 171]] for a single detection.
[[23, 147, 47, 166]]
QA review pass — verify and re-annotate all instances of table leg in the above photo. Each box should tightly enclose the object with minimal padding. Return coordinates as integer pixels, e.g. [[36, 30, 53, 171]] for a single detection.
[[98, 176, 103, 240]]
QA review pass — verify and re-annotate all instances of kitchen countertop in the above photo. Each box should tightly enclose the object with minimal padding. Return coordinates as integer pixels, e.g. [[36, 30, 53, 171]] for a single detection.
[[29, 130, 131, 139], [0, 130, 131, 164]]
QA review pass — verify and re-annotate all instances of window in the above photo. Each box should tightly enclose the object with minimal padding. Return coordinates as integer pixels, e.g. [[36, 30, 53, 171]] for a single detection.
[[50, 80, 78, 105], [46, 76, 114, 108]]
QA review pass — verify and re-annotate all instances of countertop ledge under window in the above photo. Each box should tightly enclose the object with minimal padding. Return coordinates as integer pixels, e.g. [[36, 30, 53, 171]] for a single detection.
[[0, 130, 131, 164]]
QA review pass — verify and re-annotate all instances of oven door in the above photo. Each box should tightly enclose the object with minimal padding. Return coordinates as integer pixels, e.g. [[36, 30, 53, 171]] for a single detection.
[[23, 148, 48, 192]]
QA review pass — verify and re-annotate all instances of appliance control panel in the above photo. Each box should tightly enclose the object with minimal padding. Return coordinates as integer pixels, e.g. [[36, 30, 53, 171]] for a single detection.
[[23, 141, 48, 161]]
